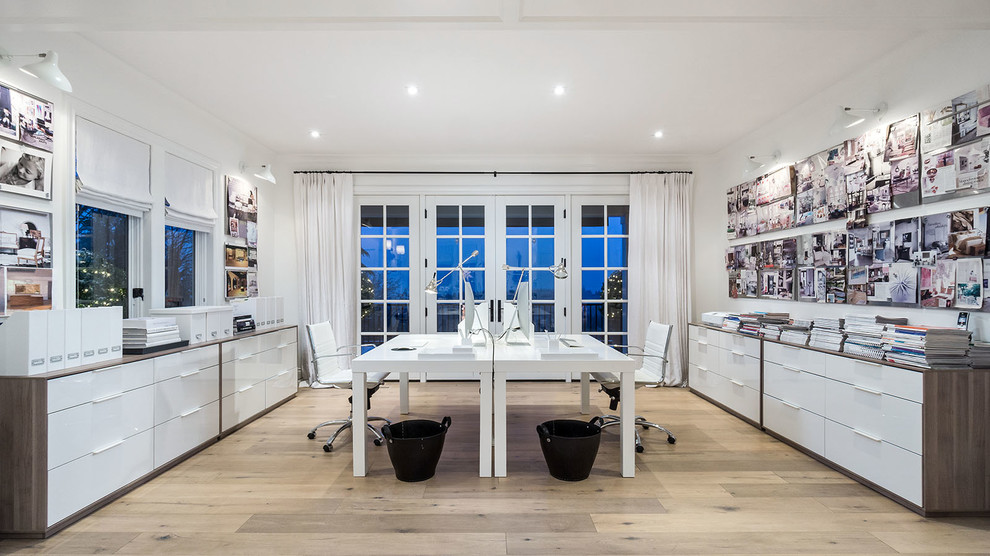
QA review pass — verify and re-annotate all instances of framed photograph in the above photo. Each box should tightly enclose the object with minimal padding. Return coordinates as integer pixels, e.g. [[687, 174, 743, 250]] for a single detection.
[[13, 89, 53, 152], [4, 266, 52, 311], [0, 84, 17, 141], [225, 269, 249, 298], [226, 175, 257, 238], [224, 244, 249, 268], [0, 139, 53, 199], [0, 206, 52, 268]]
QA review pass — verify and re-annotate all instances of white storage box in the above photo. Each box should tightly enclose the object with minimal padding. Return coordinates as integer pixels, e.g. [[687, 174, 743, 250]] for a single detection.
[[149, 306, 233, 344]]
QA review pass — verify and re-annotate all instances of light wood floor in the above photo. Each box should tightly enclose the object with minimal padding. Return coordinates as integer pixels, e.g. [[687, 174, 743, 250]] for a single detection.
[[3, 382, 990, 555]]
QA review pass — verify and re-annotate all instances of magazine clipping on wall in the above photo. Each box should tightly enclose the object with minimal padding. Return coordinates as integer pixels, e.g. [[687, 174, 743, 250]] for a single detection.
[[224, 243, 249, 268], [0, 83, 54, 153], [0, 140, 53, 200], [0, 206, 53, 268], [225, 269, 248, 299], [247, 271, 259, 298], [955, 257, 983, 309], [226, 175, 258, 239], [726, 186, 737, 239], [4, 266, 53, 312]]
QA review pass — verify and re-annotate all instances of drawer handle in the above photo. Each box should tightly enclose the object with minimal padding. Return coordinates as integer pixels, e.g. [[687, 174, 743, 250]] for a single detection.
[[853, 385, 882, 396], [856, 361, 882, 368], [853, 429, 882, 443], [697, 366, 708, 372], [276, 370, 291, 377], [730, 350, 745, 357], [92, 439, 124, 455], [781, 365, 802, 373], [781, 400, 801, 410], [237, 353, 254, 361], [180, 407, 202, 418], [696, 340, 708, 346], [730, 379, 745, 387], [91, 365, 118, 374], [92, 392, 123, 404], [237, 384, 254, 393], [180, 369, 202, 378], [277, 343, 291, 349]]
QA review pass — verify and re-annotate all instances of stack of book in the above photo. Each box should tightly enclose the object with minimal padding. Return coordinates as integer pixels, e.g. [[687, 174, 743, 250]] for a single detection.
[[779, 319, 812, 346], [883, 325, 971, 369], [721, 314, 741, 331], [760, 323, 783, 341], [123, 317, 183, 353], [809, 317, 845, 351], [701, 312, 729, 327], [842, 314, 887, 360], [738, 314, 761, 336]]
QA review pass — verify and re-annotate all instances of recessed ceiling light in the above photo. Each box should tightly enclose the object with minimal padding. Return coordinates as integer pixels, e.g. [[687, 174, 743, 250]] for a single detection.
[[310, 130, 321, 139], [406, 84, 419, 96], [653, 130, 664, 139], [553, 85, 566, 96]]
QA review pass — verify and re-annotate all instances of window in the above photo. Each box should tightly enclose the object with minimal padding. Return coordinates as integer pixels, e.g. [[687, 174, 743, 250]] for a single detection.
[[360, 205, 411, 352], [76, 205, 130, 317], [164, 225, 196, 307], [580, 204, 629, 348]]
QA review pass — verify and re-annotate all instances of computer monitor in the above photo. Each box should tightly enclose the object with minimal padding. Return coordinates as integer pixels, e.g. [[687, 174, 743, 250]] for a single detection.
[[463, 281, 475, 341], [516, 281, 531, 340]]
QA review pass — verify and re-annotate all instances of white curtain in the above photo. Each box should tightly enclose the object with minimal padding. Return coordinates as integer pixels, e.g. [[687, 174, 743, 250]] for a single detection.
[[628, 172, 693, 386], [293, 172, 356, 384], [75, 117, 153, 215]]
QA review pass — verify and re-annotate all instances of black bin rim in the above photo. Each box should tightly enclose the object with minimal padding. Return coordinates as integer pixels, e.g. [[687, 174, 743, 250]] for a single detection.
[[537, 416, 603, 440], [382, 416, 452, 442]]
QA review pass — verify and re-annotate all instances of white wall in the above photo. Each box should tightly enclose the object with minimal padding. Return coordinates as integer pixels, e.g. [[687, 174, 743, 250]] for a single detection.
[[0, 32, 286, 316], [693, 30, 990, 339]]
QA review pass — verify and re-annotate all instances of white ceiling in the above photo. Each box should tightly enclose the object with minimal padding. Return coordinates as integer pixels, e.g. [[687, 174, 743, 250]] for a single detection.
[[5, 0, 990, 162]]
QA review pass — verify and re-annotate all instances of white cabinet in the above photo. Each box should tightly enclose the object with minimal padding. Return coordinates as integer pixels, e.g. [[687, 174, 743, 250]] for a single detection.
[[221, 329, 297, 432], [154, 400, 220, 468], [763, 394, 824, 456], [687, 325, 760, 424]]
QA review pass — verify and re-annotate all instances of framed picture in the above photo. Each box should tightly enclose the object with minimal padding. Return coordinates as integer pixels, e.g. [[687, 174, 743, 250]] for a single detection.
[[247, 271, 258, 297], [0, 84, 17, 141], [224, 244, 249, 268], [226, 175, 257, 238], [0, 139, 53, 199], [225, 269, 248, 298], [0, 206, 52, 268], [4, 266, 52, 311], [12, 88, 53, 152], [248, 247, 257, 268]]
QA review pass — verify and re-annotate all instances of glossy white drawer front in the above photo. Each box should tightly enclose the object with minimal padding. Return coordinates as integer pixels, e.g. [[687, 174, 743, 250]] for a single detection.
[[48, 384, 154, 470], [764, 361, 826, 416], [688, 338, 717, 374], [222, 336, 261, 363], [154, 400, 220, 468], [222, 356, 269, 397], [221, 382, 266, 431], [154, 365, 220, 425], [47, 428, 154, 526], [717, 349, 760, 390], [266, 369, 297, 407], [276, 328, 297, 348], [48, 360, 154, 413], [882, 365, 923, 403], [700, 369, 760, 423], [764, 342, 825, 376], [881, 394, 923, 455], [258, 329, 282, 353], [688, 363, 717, 398], [825, 355, 884, 391], [154, 346, 217, 382], [825, 419, 922, 505], [825, 379, 883, 439], [763, 394, 825, 456], [718, 332, 761, 358]]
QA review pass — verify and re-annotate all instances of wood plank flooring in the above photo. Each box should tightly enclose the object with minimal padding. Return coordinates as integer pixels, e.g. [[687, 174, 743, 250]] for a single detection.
[[3, 381, 990, 554]]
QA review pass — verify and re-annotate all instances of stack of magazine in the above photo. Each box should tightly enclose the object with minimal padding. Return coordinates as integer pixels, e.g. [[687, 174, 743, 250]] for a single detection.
[[779, 318, 812, 346], [969, 341, 990, 368], [123, 317, 183, 352], [738, 314, 761, 336], [810, 317, 845, 351], [882, 325, 971, 369], [721, 314, 741, 331], [842, 314, 888, 360]]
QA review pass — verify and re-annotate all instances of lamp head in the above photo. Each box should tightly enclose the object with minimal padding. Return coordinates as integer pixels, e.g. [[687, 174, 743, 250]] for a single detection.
[[424, 273, 439, 295], [4, 50, 73, 92], [550, 258, 568, 279]]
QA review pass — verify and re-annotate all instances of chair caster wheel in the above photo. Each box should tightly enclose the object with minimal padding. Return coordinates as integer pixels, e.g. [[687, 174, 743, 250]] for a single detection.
[[373, 439, 383, 446], [636, 445, 645, 453], [307, 432, 316, 439], [323, 444, 332, 453], [667, 436, 676, 444]]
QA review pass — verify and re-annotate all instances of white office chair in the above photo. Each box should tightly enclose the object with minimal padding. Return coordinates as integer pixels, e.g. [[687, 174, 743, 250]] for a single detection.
[[305, 322, 392, 452], [591, 321, 676, 452]]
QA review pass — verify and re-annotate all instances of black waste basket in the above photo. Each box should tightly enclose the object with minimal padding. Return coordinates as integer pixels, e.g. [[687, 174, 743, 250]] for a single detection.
[[537, 417, 603, 481], [381, 416, 452, 482]]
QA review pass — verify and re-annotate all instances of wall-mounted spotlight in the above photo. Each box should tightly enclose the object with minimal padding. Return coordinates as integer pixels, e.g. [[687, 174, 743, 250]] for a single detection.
[[830, 102, 888, 134], [240, 163, 276, 184], [0, 48, 73, 92], [747, 150, 780, 172]]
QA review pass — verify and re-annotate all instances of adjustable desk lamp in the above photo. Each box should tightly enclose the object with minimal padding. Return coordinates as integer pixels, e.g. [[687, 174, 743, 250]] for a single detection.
[[501, 259, 568, 344], [425, 250, 480, 347]]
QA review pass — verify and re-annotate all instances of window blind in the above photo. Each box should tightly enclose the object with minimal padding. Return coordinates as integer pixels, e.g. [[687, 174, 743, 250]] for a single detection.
[[163, 152, 217, 232], [75, 117, 153, 215]]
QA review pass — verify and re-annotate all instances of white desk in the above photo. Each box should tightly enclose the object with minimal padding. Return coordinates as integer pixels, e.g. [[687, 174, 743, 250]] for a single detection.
[[350, 333, 638, 478]]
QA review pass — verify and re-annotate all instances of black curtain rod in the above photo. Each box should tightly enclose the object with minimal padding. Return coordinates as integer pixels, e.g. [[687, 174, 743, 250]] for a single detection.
[[292, 170, 690, 176]]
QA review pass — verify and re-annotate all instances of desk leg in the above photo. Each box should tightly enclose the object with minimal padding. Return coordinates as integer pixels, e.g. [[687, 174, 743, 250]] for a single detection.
[[353, 371, 369, 477], [399, 371, 409, 415], [494, 373, 507, 477], [580, 372, 590, 415], [479, 371, 493, 477], [620, 371, 635, 477]]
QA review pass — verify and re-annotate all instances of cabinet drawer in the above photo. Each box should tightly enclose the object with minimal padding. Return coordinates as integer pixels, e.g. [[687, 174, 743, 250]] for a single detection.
[[701, 369, 760, 423], [825, 379, 883, 439], [826, 355, 923, 403], [154, 365, 220, 425], [276, 328, 297, 348], [221, 381, 266, 431], [764, 361, 826, 416], [881, 366, 923, 404], [154, 346, 217, 382], [47, 428, 154, 527], [689, 363, 717, 398], [718, 332, 760, 358], [48, 384, 155, 470], [763, 394, 825, 456], [717, 349, 760, 390], [688, 338, 717, 374], [222, 336, 260, 363], [881, 394, 923, 455], [266, 369, 297, 407], [689, 324, 718, 344], [258, 330, 282, 353], [48, 360, 154, 413], [764, 342, 825, 376], [824, 419, 922, 506], [154, 400, 220, 468], [222, 356, 269, 397]]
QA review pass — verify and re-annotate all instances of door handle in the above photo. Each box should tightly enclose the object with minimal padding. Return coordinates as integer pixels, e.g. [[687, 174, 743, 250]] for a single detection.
[[489, 299, 495, 323], [497, 299, 503, 322]]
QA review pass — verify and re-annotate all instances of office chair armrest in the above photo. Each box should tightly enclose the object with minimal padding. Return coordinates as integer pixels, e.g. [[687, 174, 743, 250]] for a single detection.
[[609, 344, 667, 361]]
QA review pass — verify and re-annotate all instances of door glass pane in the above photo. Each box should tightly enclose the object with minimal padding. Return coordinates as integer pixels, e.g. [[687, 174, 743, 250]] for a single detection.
[[361, 303, 384, 332], [532, 205, 555, 235], [582, 206, 604, 234], [582, 270, 604, 299], [533, 238, 554, 267], [436, 303, 459, 333], [505, 205, 528, 235], [164, 226, 195, 308], [386, 237, 409, 268], [436, 237, 460, 268], [532, 303, 554, 333], [531, 270, 554, 300], [581, 237, 604, 267], [607, 205, 629, 235], [606, 270, 627, 299], [436, 206, 459, 235], [361, 270, 382, 299], [361, 238, 383, 267], [582, 303, 604, 332], [437, 271, 460, 300], [385, 206, 409, 235], [462, 238, 485, 267], [386, 270, 409, 300], [462, 205, 485, 235], [607, 237, 628, 266], [361, 336, 382, 354], [607, 302, 627, 332], [505, 269, 528, 300], [361, 206, 383, 235], [505, 238, 529, 268], [386, 303, 409, 333], [435, 203, 488, 333], [464, 269, 485, 299], [360, 203, 412, 342], [76, 205, 129, 317], [581, 204, 629, 340]]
